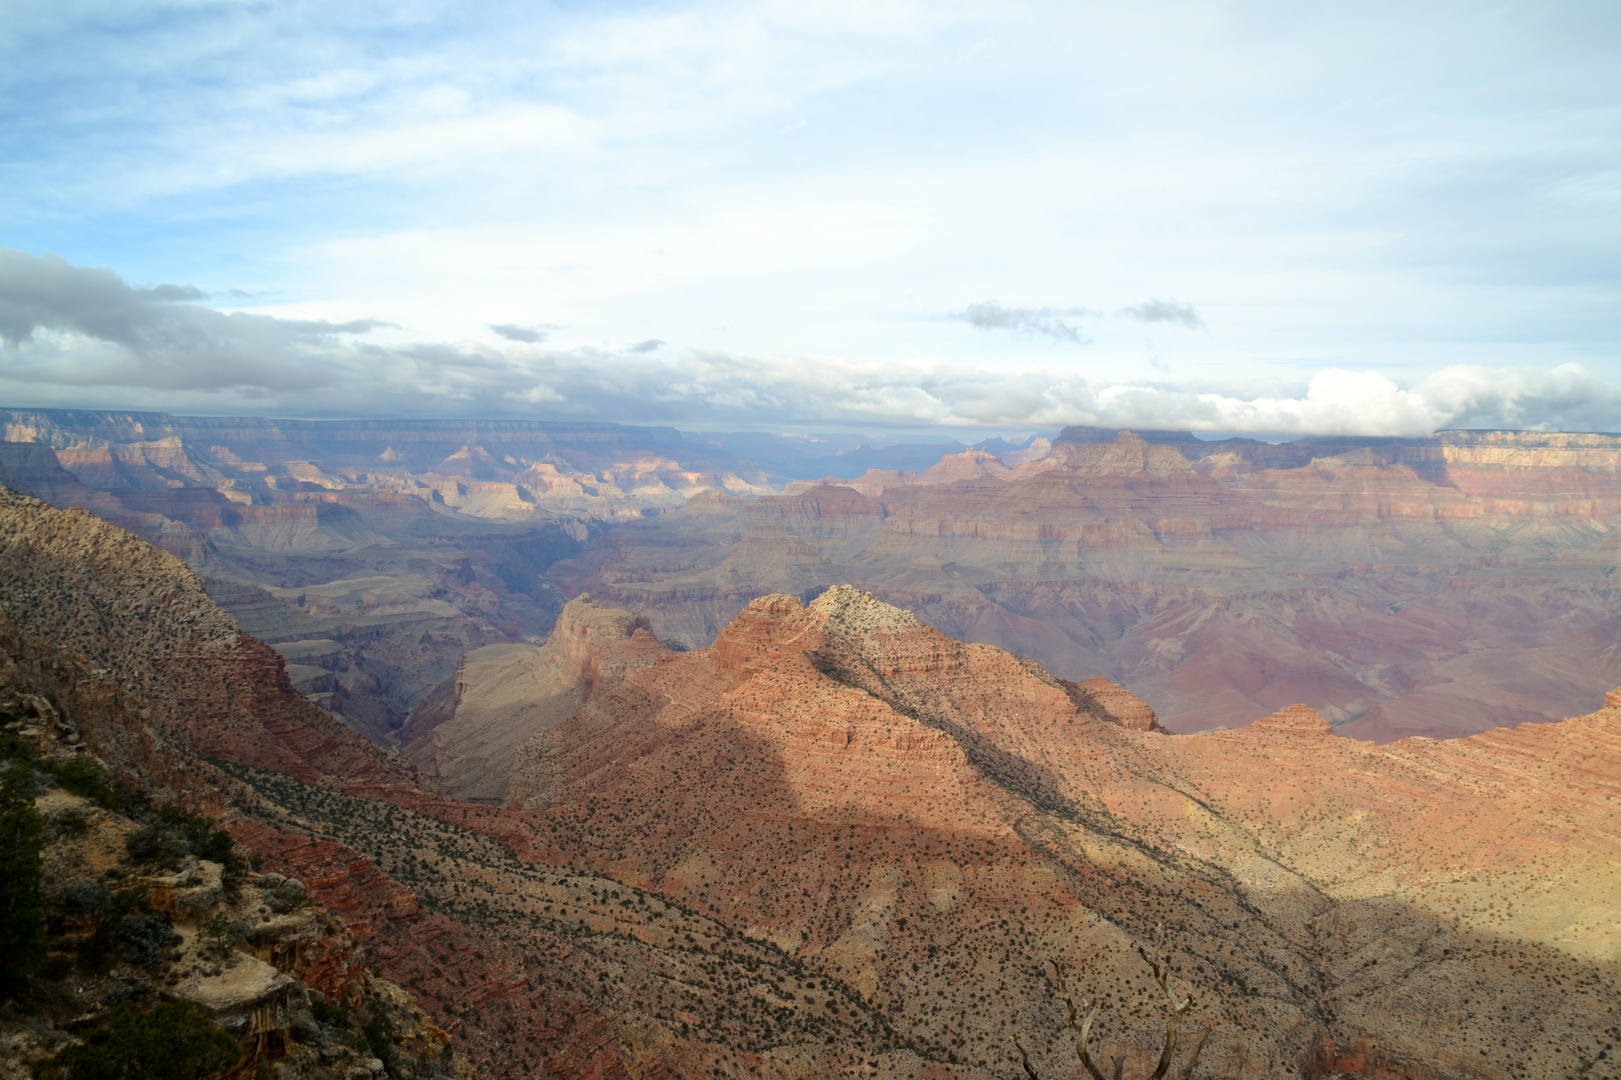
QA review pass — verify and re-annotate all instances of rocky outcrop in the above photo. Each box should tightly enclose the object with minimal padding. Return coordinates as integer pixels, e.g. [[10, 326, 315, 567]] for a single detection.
[[402, 595, 668, 802], [553, 428, 1621, 742], [1247, 702, 1333, 737], [502, 586, 1621, 1080], [1060, 676, 1162, 732]]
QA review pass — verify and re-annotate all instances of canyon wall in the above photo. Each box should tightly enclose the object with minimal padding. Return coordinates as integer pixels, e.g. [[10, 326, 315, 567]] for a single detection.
[[553, 427, 1621, 741]]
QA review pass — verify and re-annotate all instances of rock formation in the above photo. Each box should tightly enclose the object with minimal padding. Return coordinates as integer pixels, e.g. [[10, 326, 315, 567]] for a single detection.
[[0, 486, 955, 1080], [401, 595, 668, 802], [551, 427, 1621, 741], [502, 585, 1621, 1079]]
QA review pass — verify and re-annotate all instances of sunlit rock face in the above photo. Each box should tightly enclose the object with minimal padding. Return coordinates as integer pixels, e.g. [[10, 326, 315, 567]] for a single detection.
[[400, 594, 669, 803], [551, 427, 1621, 741], [500, 584, 1621, 1079]]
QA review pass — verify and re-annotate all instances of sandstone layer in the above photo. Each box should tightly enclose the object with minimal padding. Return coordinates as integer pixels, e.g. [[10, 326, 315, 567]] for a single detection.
[[552, 427, 1621, 741]]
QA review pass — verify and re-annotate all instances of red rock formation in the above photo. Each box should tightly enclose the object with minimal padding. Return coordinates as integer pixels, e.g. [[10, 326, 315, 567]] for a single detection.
[[497, 587, 1621, 1080], [553, 429, 1621, 741], [1060, 676, 1162, 732], [1247, 702, 1333, 737]]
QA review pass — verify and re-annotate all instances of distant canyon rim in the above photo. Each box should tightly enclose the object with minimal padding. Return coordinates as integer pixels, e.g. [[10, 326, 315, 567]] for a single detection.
[[3, 408, 1618, 746]]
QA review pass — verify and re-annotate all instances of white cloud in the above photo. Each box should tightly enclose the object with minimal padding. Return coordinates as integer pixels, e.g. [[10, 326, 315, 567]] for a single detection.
[[3, 249, 1617, 435]]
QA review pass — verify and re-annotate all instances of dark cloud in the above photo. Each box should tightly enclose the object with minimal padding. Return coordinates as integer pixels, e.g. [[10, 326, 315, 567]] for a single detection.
[[627, 339, 663, 353], [954, 300, 1097, 343], [1118, 299, 1205, 330], [140, 284, 208, 302], [0, 248, 385, 392], [2, 251, 1617, 437], [490, 323, 548, 343]]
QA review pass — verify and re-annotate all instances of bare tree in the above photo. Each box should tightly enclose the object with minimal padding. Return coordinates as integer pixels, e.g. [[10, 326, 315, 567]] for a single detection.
[[1016, 926, 1195, 1080]]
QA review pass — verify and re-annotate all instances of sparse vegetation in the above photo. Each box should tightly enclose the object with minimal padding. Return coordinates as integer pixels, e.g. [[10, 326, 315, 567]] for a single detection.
[[0, 758, 47, 999], [31, 1001, 241, 1080]]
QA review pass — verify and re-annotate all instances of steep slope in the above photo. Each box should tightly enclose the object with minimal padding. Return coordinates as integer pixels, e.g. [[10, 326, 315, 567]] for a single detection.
[[0, 486, 945, 1080], [401, 595, 668, 802], [507, 587, 1621, 1080], [0, 486, 411, 786], [553, 429, 1621, 740]]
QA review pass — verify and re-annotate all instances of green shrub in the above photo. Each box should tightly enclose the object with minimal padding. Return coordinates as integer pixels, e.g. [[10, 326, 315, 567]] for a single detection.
[[79, 886, 155, 971], [49, 757, 121, 810], [0, 761, 46, 1000], [125, 826, 188, 870], [311, 999, 351, 1029], [196, 911, 244, 958], [125, 806, 242, 880], [32, 1001, 241, 1080], [116, 912, 174, 967]]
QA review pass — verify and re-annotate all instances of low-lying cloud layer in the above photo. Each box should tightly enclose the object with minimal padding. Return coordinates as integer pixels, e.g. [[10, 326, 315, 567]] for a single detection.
[[2, 250, 1616, 437]]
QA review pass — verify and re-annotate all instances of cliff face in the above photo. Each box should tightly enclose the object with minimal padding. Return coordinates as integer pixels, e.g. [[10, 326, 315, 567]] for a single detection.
[[504, 586, 1621, 1080], [401, 595, 668, 803], [552, 429, 1621, 741]]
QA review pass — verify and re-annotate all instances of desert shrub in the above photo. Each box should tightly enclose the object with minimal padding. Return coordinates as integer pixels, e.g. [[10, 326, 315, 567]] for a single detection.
[[0, 760, 46, 999], [0, 739, 123, 811], [125, 806, 241, 880], [32, 1001, 241, 1080], [117, 912, 175, 966], [263, 877, 308, 914], [63, 881, 112, 915], [359, 994, 403, 1075], [0, 734, 41, 768], [125, 826, 188, 870], [196, 911, 244, 958], [79, 886, 156, 971], [49, 757, 121, 810], [311, 999, 351, 1029]]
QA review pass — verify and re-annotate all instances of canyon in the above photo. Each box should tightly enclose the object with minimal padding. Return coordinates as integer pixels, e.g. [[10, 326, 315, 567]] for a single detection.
[[3, 483, 1621, 1070], [0, 409, 979, 746], [554, 426, 1621, 741], [6, 409, 1619, 745], [3, 477, 1620, 1078]]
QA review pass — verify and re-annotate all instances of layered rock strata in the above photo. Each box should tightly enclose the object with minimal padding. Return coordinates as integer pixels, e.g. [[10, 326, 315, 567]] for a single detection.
[[553, 428, 1621, 740], [506, 586, 1621, 1080], [401, 595, 668, 802]]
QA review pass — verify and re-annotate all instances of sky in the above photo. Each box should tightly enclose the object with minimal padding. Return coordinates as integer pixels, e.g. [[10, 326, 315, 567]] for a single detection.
[[0, 0, 1618, 436]]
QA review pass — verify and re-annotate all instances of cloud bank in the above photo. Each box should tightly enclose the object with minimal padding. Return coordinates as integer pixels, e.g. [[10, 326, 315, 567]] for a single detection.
[[2, 250, 1617, 437]]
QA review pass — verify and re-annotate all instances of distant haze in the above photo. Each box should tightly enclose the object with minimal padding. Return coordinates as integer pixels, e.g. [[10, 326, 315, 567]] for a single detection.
[[1, 2, 1618, 435]]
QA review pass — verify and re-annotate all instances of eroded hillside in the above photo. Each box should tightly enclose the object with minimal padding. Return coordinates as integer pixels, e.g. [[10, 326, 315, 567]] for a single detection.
[[503, 587, 1621, 1079], [0, 484, 962, 1080], [553, 427, 1621, 740]]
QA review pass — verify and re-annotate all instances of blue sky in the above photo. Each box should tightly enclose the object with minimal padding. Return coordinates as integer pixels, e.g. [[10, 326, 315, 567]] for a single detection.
[[1, 1, 1618, 435]]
